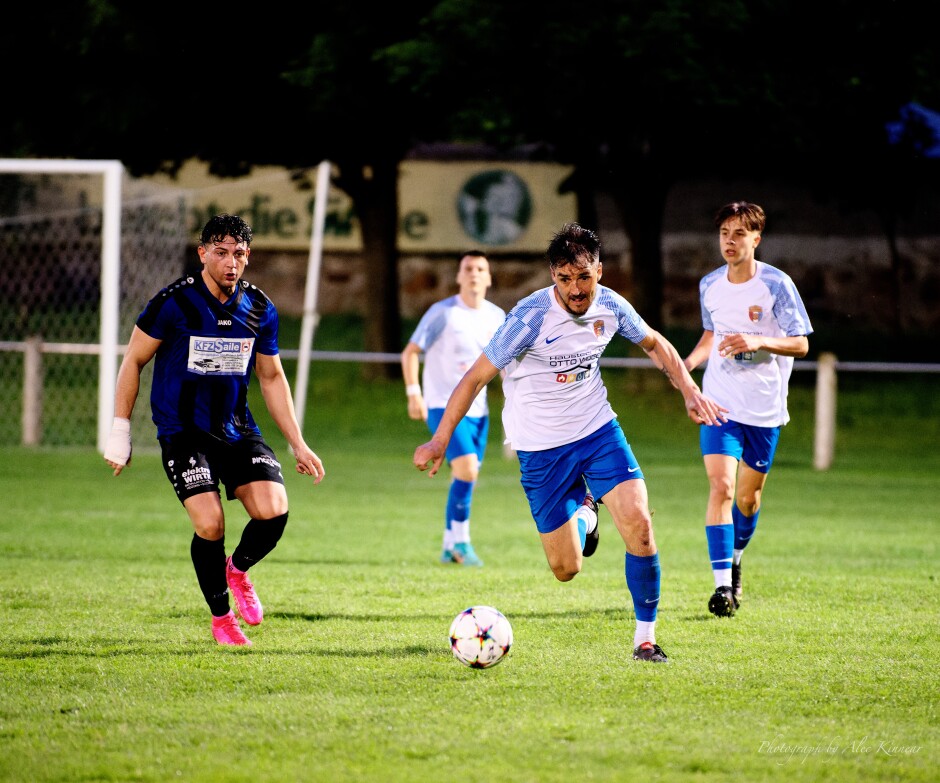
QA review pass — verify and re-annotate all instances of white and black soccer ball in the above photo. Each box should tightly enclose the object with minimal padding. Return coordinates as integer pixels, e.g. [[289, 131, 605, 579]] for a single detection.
[[448, 605, 513, 669]]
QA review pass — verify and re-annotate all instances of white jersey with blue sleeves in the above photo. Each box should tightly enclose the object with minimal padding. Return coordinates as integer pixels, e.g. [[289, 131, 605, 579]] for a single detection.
[[408, 295, 506, 417], [699, 260, 813, 427], [484, 284, 650, 451]]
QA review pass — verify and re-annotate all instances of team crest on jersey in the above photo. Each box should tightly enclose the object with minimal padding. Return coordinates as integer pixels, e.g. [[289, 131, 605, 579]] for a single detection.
[[593, 320, 605, 337], [748, 306, 764, 323]]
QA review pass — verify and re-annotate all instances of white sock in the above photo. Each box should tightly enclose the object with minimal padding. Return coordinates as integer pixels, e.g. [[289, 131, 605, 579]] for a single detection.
[[577, 505, 598, 534], [634, 621, 656, 648], [451, 519, 470, 544], [713, 568, 732, 588], [732, 550, 743, 565]]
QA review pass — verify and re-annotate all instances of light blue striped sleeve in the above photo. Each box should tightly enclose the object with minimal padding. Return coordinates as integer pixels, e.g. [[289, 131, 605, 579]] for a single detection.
[[408, 299, 452, 350], [597, 287, 649, 344], [699, 267, 724, 331], [484, 289, 551, 369], [763, 267, 814, 336]]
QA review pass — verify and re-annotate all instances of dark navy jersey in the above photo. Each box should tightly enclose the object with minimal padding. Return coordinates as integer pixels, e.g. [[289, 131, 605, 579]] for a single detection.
[[136, 274, 280, 442]]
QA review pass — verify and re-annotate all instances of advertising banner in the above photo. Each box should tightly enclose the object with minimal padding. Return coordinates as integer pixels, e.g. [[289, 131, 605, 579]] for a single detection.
[[141, 159, 576, 252]]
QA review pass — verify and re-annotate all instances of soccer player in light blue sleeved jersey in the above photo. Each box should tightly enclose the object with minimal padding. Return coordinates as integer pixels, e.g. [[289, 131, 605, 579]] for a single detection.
[[401, 251, 506, 566], [684, 202, 812, 619], [414, 224, 728, 663]]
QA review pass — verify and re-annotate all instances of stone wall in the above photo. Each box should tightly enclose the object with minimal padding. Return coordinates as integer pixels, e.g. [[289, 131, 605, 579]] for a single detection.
[[244, 181, 940, 334]]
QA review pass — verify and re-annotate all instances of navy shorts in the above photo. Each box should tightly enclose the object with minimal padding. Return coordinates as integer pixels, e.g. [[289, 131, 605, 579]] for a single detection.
[[159, 431, 285, 504], [517, 419, 643, 534], [699, 419, 781, 473]]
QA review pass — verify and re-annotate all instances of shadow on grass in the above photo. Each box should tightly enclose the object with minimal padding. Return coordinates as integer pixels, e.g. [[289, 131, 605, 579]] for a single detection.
[[3, 606, 631, 659], [0, 639, 447, 659]]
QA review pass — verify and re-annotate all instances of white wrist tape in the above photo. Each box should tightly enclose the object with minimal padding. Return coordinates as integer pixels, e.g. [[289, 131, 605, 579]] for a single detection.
[[405, 384, 422, 397], [104, 417, 132, 466]]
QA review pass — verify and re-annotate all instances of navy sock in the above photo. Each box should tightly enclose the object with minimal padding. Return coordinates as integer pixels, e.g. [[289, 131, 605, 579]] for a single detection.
[[190, 534, 229, 617], [231, 512, 288, 572]]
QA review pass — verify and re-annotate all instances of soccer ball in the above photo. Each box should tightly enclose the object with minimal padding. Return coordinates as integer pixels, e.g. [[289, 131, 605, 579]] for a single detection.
[[448, 605, 513, 669]]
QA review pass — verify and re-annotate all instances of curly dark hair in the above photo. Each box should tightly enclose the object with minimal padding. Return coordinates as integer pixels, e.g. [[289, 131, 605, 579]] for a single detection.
[[547, 222, 601, 269], [200, 214, 253, 246]]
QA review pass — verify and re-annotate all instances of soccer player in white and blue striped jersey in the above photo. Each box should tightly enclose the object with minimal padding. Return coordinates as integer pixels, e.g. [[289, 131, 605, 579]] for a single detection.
[[402, 251, 506, 566], [414, 224, 727, 663], [684, 202, 813, 618]]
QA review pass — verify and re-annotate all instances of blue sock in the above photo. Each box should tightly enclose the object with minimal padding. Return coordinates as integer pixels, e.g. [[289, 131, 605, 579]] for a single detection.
[[625, 552, 661, 622], [732, 506, 759, 551], [706, 524, 734, 578], [446, 478, 474, 531]]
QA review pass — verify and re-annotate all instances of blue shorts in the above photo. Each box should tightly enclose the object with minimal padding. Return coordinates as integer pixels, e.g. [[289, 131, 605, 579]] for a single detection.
[[699, 419, 780, 474], [427, 409, 489, 464], [517, 419, 643, 534]]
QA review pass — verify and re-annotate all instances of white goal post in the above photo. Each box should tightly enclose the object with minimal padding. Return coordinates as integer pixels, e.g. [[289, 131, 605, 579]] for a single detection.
[[293, 159, 331, 431], [0, 158, 124, 452]]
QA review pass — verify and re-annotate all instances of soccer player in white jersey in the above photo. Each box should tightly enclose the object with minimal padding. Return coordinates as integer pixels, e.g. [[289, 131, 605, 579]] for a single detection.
[[683, 202, 813, 618], [414, 224, 727, 663], [401, 251, 506, 566]]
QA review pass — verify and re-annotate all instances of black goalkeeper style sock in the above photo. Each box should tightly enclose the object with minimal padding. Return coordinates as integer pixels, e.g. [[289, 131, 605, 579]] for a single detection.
[[230, 512, 288, 572], [190, 534, 230, 617]]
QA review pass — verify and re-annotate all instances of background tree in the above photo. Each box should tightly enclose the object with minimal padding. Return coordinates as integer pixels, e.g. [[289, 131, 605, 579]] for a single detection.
[[281, 2, 446, 378], [2, 1, 443, 377], [3, 0, 938, 347], [393, 0, 940, 331]]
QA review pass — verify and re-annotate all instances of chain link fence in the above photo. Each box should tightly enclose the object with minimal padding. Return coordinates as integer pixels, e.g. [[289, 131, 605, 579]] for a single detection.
[[0, 174, 188, 447]]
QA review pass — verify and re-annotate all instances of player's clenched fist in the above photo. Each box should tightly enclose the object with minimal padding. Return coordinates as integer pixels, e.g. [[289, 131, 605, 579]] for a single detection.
[[104, 416, 132, 476]]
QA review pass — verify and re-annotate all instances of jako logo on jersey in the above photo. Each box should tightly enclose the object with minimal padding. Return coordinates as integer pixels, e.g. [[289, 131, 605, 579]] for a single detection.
[[218, 319, 232, 326], [748, 306, 764, 323], [556, 367, 592, 384], [593, 320, 605, 337]]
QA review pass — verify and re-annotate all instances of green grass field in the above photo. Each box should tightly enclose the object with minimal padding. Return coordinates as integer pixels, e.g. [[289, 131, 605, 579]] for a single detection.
[[1, 363, 937, 782]]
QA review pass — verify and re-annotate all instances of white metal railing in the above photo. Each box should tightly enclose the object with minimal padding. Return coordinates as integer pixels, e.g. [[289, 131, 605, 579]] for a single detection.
[[2, 340, 938, 469]]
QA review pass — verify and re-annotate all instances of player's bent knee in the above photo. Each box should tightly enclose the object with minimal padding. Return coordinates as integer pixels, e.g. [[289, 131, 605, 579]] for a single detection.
[[549, 556, 582, 582], [194, 520, 225, 540]]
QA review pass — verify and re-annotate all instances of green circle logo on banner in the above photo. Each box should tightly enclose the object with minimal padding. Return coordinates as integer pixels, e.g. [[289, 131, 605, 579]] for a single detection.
[[457, 170, 533, 245]]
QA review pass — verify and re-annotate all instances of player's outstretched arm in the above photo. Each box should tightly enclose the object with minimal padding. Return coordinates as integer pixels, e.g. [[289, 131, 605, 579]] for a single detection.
[[105, 327, 161, 476], [256, 353, 325, 484], [640, 329, 728, 426], [413, 353, 499, 477]]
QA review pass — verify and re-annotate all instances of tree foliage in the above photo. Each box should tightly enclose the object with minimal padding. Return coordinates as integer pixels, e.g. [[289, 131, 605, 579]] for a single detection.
[[4, 0, 938, 342]]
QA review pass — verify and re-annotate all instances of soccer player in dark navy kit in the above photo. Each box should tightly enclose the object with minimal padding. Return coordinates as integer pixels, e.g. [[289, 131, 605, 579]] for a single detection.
[[104, 214, 324, 647]]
